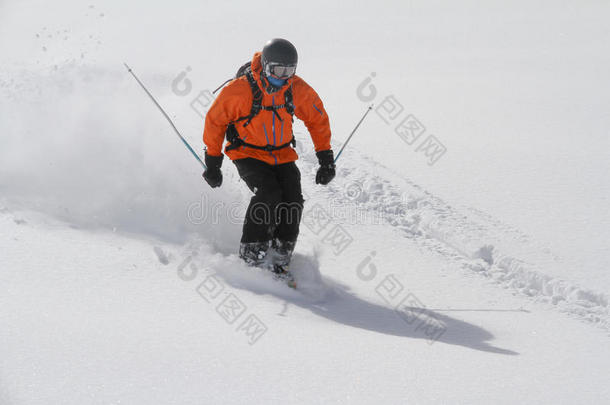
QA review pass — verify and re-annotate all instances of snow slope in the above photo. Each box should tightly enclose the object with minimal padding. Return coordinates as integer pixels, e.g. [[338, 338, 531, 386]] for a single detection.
[[1, 62, 607, 329], [2, 191, 610, 404], [2, 0, 610, 403]]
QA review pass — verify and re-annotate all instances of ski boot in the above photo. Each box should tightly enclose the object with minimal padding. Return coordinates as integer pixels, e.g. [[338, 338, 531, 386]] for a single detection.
[[240, 240, 297, 288], [269, 239, 297, 288], [239, 241, 270, 267], [271, 239, 295, 265]]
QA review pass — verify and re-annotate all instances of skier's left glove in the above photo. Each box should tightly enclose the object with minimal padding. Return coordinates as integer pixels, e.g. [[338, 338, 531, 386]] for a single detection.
[[315, 150, 336, 185], [203, 152, 223, 188]]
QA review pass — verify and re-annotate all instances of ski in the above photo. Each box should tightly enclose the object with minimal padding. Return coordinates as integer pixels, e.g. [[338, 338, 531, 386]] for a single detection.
[[269, 264, 297, 289]]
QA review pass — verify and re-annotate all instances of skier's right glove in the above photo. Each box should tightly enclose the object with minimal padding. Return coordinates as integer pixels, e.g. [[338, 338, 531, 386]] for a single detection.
[[202, 152, 223, 188], [315, 150, 336, 185]]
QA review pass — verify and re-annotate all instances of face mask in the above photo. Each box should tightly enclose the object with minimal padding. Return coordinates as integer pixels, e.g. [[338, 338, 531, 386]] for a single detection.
[[267, 75, 286, 88]]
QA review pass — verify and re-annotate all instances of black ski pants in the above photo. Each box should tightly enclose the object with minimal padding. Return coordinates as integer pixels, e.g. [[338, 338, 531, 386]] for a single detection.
[[233, 158, 304, 243]]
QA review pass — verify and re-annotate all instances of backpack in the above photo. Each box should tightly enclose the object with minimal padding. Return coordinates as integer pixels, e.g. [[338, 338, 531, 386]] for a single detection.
[[213, 61, 296, 153]]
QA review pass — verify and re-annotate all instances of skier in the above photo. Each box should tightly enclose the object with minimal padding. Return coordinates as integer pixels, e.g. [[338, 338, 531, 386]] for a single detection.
[[202, 38, 335, 283]]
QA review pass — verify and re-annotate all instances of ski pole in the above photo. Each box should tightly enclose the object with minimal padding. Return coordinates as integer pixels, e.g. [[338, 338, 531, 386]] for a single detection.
[[123, 63, 206, 169], [334, 104, 373, 163]]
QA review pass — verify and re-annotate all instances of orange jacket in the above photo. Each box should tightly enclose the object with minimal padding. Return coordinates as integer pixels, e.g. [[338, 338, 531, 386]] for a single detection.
[[203, 52, 331, 165]]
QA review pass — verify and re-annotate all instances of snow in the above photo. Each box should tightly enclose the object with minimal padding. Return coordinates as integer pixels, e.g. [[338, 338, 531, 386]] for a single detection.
[[2, 206, 610, 404], [1, 0, 610, 403]]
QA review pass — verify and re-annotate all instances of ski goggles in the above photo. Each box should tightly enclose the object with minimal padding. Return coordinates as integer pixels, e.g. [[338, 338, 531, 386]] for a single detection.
[[265, 63, 297, 79]]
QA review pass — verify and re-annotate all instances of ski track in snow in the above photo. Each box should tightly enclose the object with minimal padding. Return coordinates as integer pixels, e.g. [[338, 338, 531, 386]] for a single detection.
[[293, 138, 609, 332]]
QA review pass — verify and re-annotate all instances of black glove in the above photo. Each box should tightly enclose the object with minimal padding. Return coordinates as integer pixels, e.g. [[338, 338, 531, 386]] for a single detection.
[[315, 150, 336, 185], [203, 152, 224, 188]]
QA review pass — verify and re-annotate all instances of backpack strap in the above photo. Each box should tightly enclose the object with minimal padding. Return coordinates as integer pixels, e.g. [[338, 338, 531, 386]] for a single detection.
[[225, 68, 297, 152], [230, 68, 263, 128], [225, 123, 296, 153], [285, 84, 295, 116], [231, 69, 296, 127], [259, 84, 294, 122]]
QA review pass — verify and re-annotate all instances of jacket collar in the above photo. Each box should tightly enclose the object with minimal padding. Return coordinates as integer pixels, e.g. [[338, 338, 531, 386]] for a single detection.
[[251, 52, 293, 94]]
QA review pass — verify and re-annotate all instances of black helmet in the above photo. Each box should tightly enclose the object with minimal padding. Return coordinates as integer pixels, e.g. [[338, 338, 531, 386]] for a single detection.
[[261, 38, 298, 79]]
